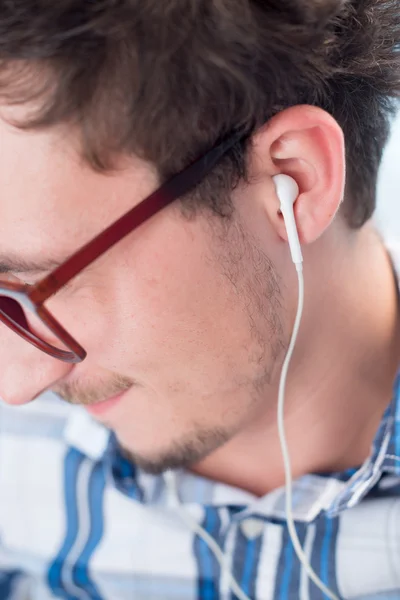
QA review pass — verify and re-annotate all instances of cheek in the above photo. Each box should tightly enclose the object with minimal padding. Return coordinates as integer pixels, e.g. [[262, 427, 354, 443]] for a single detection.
[[89, 239, 229, 377], [112, 250, 229, 367], [73, 213, 274, 402], [110, 255, 261, 406]]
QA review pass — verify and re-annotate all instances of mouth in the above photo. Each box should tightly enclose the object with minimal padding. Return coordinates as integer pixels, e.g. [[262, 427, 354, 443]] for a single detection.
[[84, 388, 130, 416]]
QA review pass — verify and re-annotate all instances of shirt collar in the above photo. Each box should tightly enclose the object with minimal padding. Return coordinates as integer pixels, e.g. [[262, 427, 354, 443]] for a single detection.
[[63, 405, 110, 461], [63, 406, 147, 501]]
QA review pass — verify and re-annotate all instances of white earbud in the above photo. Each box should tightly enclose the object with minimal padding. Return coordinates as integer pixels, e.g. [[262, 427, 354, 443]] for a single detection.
[[272, 174, 303, 265]]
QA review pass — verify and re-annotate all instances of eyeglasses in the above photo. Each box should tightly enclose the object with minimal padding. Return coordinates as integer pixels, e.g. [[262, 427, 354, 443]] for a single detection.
[[0, 131, 243, 363]]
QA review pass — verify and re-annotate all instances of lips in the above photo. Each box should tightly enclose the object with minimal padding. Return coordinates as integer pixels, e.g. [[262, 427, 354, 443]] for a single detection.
[[84, 389, 128, 416]]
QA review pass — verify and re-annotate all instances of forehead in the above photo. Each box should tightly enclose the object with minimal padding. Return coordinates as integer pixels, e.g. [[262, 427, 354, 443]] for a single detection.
[[0, 108, 158, 261]]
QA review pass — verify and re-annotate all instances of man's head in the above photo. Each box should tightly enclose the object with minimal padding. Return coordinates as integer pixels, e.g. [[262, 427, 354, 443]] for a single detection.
[[0, 0, 399, 473]]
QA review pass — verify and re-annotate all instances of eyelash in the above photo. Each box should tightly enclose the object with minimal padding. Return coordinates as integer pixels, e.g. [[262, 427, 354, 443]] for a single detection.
[[2, 273, 39, 288], [15, 275, 36, 286]]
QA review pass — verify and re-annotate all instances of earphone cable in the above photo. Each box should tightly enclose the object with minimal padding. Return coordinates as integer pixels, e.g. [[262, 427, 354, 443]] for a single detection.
[[277, 263, 339, 600]]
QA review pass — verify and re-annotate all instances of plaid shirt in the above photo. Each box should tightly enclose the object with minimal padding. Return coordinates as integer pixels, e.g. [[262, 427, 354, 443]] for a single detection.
[[1, 249, 400, 600]]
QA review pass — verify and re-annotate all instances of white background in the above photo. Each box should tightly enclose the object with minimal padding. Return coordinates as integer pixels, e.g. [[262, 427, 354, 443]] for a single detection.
[[375, 109, 400, 237]]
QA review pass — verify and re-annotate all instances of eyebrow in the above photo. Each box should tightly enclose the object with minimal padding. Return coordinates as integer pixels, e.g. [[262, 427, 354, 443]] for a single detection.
[[0, 255, 65, 275]]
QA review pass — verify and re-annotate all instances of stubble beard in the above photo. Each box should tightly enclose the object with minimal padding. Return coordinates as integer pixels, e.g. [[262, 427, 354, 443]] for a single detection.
[[122, 221, 286, 475]]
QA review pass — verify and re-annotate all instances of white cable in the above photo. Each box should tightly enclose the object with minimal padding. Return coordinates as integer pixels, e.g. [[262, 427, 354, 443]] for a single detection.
[[165, 261, 339, 600], [164, 470, 251, 600], [277, 263, 339, 600]]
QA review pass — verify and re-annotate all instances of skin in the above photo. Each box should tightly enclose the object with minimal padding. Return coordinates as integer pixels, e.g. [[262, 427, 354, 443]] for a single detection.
[[0, 103, 399, 496]]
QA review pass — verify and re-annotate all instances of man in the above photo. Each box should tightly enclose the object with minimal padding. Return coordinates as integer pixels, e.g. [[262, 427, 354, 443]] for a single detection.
[[0, 0, 399, 598]]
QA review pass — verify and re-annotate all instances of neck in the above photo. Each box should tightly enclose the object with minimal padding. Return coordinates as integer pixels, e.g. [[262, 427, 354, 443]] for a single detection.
[[191, 223, 400, 496]]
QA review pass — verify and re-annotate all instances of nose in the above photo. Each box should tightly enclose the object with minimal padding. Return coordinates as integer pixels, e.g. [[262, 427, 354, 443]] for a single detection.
[[0, 322, 73, 405]]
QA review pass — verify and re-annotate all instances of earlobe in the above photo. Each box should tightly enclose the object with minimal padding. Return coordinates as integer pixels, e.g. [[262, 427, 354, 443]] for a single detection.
[[251, 105, 345, 247]]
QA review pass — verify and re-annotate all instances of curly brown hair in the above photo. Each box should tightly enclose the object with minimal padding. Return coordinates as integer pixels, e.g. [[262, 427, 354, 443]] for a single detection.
[[1, 0, 400, 227]]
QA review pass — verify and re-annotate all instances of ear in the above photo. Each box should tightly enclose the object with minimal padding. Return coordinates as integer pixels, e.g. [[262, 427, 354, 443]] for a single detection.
[[249, 105, 345, 246]]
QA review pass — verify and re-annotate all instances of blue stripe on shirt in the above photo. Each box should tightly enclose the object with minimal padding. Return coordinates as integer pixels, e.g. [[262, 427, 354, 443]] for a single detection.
[[107, 435, 142, 500], [72, 460, 106, 599], [0, 570, 24, 599], [47, 448, 85, 599], [394, 373, 400, 473], [230, 522, 262, 600], [280, 531, 294, 600], [310, 515, 340, 599], [194, 507, 222, 600], [320, 516, 333, 595], [275, 521, 306, 599]]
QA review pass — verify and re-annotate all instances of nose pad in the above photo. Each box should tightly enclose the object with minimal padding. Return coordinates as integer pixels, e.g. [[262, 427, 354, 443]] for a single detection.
[[0, 318, 73, 406]]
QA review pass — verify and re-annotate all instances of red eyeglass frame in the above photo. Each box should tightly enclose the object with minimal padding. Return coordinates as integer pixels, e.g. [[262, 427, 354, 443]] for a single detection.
[[0, 131, 244, 363]]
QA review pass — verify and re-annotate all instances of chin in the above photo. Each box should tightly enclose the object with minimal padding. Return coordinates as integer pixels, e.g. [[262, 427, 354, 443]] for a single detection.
[[117, 424, 232, 475], [119, 446, 191, 475]]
